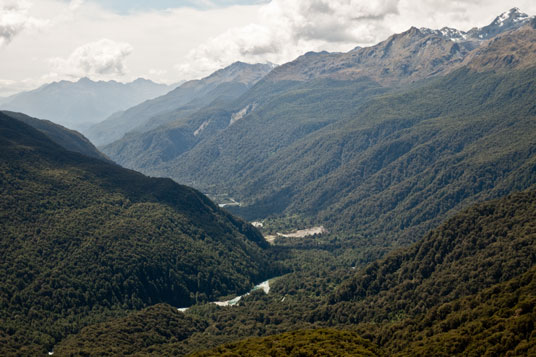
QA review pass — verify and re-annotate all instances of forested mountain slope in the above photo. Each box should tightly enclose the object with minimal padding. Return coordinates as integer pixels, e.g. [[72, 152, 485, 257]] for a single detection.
[[158, 24, 536, 254], [0, 113, 274, 355], [48, 189, 536, 356], [197, 267, 536, 357], [286, 65, 536, 246], [193, 329, 378, 357], [192, 189, 536, 356], [379, 266, 536, 356], [103, 77, 388, 177], [1, 111, 108, 161], [325, 190, 536, 321], [102, 21, 536, 262], [54, 304, 208, 356], [88, 62, 274, 146]]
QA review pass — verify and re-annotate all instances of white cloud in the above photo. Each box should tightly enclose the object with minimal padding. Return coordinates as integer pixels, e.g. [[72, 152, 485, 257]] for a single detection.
[[49, 39, 133, 79], [175, 0, 402, 78], [68, 0, 84, 11], [148, 68, 167, 76], [174, 0, 536, 80], [272, 0, 399, 42], [1, 0, 536, 96], [0, 0, 48, 46]]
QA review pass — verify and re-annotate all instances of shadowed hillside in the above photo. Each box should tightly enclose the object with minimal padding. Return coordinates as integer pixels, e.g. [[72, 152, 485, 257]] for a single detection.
[[0, 113, 275, 355]]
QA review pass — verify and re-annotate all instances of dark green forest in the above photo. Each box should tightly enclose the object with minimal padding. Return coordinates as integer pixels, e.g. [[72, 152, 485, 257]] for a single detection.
[[106, 63, 536, 268], [43, 189, 536, 356], [0, 113, 276, 355], [2, 111, 107, 161], [208, 66, 536, 241], [327, 190, 536, 320], [376, 266, 536, 356], [194, 265, 536, 356], [53, 304, 208, 356], [193, 329, 378, 356]]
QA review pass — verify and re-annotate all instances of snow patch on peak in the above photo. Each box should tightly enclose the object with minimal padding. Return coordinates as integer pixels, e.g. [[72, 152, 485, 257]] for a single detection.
[[419, 27, 467, 42], [420, 8, 533, 43], [440, 27, 467, 41], [468, 8, 532, 41], [495, 8, 529, 25]]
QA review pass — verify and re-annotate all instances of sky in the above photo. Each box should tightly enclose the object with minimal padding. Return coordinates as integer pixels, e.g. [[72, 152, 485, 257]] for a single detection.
[[0, 0, 535, 96]]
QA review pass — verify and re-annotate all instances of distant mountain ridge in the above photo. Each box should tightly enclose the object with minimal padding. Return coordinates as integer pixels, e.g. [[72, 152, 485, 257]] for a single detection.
[[266, 8, 534, 84], [463, 19, 536, 71], [87, 62, 276, 146], [420, 7, 533, 42], [0, 77, 174, 132], [265, 26, 467, 84], [100, 9, 534, 169]]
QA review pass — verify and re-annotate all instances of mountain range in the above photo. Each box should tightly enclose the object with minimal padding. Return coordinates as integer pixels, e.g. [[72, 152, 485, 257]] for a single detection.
[[86, 62, 276, 146], [102, 9, 536, 257], [421, 7, 532, 42], [1, 7, 536, 357], [0, 77, 174, 132]]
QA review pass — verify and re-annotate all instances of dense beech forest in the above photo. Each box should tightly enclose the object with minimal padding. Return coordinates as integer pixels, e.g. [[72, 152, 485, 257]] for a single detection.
[[40, 189, 536, 355], [0, 113, 276, 355]]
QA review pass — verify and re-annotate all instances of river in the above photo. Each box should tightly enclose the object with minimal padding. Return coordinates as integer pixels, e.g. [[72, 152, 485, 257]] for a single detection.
[[178, 278, 272, 312]]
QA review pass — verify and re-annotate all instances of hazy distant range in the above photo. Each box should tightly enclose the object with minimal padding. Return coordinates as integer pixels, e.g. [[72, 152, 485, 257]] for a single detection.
[[0, 77, 179, 132]]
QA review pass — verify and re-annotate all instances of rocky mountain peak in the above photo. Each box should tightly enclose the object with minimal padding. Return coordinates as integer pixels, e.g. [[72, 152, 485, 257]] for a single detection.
[[204, 61, 275, 86], [463, 20, 536, 72], [417, 8, 533, 43], [265, 8, 534, 86], [495, 7, 530, 25], [467, 7, 533, 40], [419, 27, 467, 42]]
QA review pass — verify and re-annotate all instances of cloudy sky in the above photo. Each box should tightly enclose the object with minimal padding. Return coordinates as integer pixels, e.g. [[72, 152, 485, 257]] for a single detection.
[[1, 0, 535, 96]]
